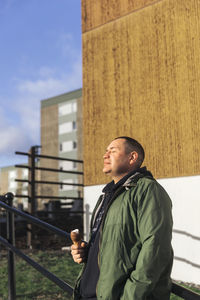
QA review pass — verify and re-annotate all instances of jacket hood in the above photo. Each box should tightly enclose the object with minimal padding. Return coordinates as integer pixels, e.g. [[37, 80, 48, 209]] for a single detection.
[[123, 167, 153, 188]]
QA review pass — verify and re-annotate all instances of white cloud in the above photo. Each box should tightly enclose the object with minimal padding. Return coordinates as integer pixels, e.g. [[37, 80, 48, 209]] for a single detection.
[[0, 126, 24, 153], [0, 34, 82, 168], [17, 77, 67, 97], [0, 96, 40, 167], [0, 106, 32, 167], [16, 54, 82, 99], [39, 66, 56, 78]]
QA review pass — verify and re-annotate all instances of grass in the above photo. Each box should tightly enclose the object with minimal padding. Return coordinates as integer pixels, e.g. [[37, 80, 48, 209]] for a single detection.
[[0, 250, 82, 300], [0, 249, 200, 299]]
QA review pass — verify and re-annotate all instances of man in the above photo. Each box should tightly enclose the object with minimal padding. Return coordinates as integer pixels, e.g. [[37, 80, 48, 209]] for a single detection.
[[71, 136, 173, 300]]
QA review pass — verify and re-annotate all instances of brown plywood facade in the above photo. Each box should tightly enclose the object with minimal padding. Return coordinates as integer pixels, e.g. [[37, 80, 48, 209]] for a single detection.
[[82, 0, 200, 186], [82, 0, 161, 32]]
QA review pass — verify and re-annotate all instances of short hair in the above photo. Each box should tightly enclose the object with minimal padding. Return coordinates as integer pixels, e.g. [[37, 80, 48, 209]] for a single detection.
[[114, 136, 145, 168]]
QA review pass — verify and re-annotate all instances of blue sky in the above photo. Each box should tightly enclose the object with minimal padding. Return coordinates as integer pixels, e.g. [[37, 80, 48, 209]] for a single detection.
[[0, 0, 82, 168]]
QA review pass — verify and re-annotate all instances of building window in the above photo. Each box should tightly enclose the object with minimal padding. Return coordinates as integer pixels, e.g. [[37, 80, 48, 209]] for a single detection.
[[61, 179, 75, 191], [22, 169, 28, 178], [59, 122, 72, 135], [22, 182, 28, 189], [9, 170, 17, 179], [59, 101, 77, 116], [72, 121, 76, 130], [59, 141, 77, 153], [72, 102, 77, 112], [22, 189, 28, 195], [73, 162, 77, 169], [9, 181, 17, 189], [59, 161, 74, 170], [59, 121, 77, 135], [62, 141, 73, 152], [73, 141, 77, 149], [59, 103, 72, 116]]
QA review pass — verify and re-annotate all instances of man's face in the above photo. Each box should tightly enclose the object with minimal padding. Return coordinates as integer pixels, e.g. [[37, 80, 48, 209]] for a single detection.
[[103, 138, 133, 181]]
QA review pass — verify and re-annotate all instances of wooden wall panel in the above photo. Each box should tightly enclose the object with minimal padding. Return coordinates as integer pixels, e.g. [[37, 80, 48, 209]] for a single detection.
[[82, 0, 160, 32], [82, 0, 200, 186]]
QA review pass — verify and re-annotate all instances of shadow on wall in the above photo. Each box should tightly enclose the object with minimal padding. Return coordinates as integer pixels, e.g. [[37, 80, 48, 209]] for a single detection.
[[173, 229, 200, 269]]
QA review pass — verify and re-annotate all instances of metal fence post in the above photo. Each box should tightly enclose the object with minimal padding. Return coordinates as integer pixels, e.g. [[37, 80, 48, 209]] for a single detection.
[[27, 146, 36, 248], [6, 193, 16, 300]]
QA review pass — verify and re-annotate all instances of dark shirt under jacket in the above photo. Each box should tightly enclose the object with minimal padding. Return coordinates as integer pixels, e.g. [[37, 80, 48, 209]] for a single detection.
[[79, 167, 149, 300]]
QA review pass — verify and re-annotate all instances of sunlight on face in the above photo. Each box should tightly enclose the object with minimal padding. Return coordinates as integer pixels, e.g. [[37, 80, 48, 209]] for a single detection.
[[103, 139, 133, 182]]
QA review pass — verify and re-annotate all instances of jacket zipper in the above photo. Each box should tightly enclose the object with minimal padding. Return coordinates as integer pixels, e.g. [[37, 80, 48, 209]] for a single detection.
[[96, 185, 127, 297]]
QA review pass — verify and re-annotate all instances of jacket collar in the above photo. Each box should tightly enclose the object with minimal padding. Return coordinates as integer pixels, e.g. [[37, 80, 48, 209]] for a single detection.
[[123, 167, 153, 187], [102, 167, 153, 193]]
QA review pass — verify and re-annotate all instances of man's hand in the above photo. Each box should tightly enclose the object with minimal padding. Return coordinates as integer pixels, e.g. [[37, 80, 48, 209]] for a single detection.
[[71, 241, 88, 264]]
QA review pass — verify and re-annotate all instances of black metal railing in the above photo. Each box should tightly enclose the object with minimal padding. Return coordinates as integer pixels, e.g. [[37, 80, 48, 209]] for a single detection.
[[0, 193, 73, 300], [15, 147, 84, 214], [14, 146, 84, 247], [172, 282, 200, 299], [1, 193, 200, 300]]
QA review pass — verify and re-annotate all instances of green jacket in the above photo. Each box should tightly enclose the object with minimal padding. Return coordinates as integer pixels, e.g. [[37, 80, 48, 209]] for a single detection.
[[74, 171, 173, 300]]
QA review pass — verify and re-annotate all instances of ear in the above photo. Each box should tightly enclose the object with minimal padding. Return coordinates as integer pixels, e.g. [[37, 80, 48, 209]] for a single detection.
[[129, 151, 138, 165]]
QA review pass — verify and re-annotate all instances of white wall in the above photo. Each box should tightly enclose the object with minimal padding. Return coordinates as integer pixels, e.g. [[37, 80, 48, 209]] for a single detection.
[[158, 176, 200, 283], [84, 184, 104, 241], [83, 175, 200, 284]]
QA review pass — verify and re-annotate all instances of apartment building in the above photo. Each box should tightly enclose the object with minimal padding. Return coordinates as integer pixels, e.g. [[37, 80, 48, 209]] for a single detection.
[[0, 165, 28, 209], [40, 88, 83, 209], [0, 88, 83, 212]]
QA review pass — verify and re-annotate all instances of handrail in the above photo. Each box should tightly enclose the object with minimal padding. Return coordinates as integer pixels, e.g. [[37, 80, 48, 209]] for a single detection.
[[0, 198, 70, 240], [0, 193, 74, 299], [1, 194, 200, 299], [0, 236, 73, 295], [172, 282, 200, 299]]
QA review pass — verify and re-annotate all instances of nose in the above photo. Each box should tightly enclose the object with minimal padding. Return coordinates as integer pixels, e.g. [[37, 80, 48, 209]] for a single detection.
[[103, 151, 110, 159]]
